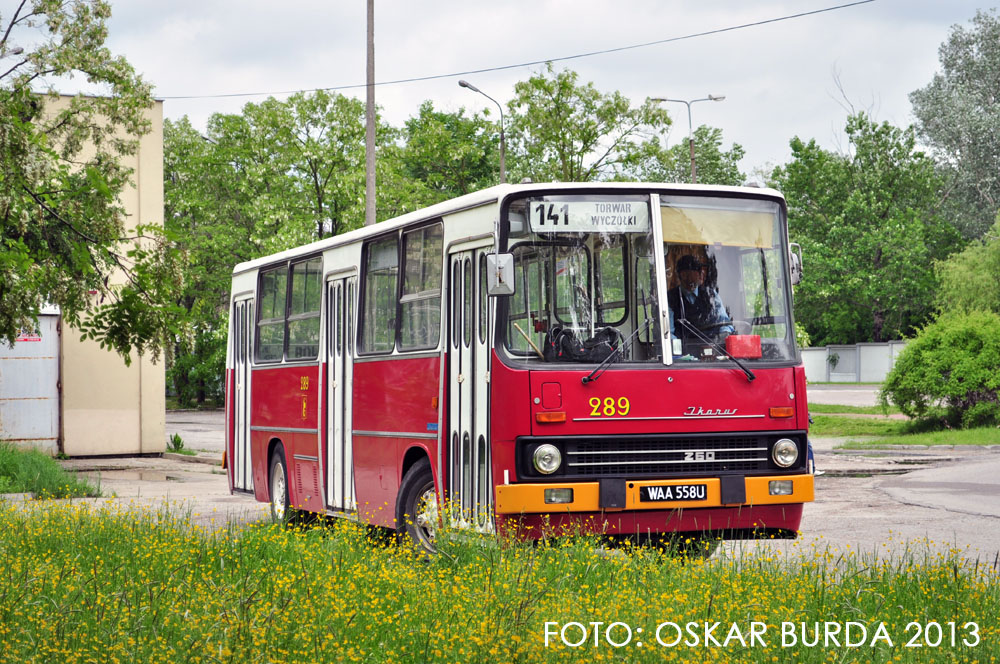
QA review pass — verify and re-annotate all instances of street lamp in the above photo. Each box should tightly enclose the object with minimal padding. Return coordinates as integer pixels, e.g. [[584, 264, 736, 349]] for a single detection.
[[458, 79, 506, 184], [652, 94, 725, 184]]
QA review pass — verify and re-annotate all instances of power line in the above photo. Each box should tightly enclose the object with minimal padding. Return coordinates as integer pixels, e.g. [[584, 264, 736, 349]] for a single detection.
[[160, 0, 876, 101]]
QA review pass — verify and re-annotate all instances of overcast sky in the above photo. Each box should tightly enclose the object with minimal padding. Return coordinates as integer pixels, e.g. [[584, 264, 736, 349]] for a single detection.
[[93, 1, 986, 177]]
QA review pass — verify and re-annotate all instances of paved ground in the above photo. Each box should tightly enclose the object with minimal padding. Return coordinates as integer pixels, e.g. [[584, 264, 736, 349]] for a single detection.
[[35, 386, 1000, 562]]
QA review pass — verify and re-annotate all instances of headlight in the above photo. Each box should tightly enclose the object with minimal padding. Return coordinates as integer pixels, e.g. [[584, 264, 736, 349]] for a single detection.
[[532, 444, 562, 474], [772, 439, 799, 468]]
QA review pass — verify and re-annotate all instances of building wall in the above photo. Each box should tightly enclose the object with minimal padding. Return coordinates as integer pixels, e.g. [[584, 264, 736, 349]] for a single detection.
[[50, 96, 166, 456]]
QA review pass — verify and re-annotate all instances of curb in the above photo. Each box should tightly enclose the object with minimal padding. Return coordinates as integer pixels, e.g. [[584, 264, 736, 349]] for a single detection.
[[163, 453, 222, 466]]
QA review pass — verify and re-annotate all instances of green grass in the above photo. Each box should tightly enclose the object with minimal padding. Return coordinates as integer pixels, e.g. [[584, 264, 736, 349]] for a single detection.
[[0, 502, 997, 663], [0, 443, 100, 498], [808, 403, 902, 415], [839, 426, 1000, 449], [809, 415, 910, 437]]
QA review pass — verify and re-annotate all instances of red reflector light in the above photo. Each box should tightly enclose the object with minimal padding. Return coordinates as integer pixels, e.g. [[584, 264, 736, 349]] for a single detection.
[[769, 407, 795, 418], [535, 411, 567, 423]]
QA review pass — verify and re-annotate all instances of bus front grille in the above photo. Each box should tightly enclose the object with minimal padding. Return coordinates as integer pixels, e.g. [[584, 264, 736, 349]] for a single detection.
[[564, 436, 771, 477]]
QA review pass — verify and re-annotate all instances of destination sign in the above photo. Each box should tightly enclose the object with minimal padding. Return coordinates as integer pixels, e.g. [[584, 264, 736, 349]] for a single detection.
[[528, 200, 649, 234]]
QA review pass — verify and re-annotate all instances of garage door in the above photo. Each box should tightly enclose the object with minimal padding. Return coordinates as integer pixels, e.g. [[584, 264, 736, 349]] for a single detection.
[[0, 315, 60, 453]]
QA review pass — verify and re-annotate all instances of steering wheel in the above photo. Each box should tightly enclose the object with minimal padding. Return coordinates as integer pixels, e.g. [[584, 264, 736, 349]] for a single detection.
[[601, 326, 626, 349]]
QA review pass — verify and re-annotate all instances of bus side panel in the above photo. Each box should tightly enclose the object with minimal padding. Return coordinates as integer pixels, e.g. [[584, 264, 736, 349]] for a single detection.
[[794, 365, 810, 430], [352, 356, 441, 528], [250, 364, 321, 510], [489, 353, 532, 489], [225, 367, 234, 491]]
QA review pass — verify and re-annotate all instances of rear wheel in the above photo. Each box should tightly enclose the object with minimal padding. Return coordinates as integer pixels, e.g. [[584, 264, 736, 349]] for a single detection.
[[397, 459, 437, 554], [269, 447, 290, 524]]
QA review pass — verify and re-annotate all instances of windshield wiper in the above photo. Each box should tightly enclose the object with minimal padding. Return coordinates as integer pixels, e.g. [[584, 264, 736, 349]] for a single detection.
[[676, 318, 756, 383], [581, 318, 651, 385]]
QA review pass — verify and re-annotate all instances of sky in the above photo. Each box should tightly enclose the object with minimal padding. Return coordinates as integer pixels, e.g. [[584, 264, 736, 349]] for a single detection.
[[19, 0, 992, 178]]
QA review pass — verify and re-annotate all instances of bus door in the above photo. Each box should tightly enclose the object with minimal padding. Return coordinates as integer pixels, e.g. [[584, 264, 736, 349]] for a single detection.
[[232, 297, 254, 492], [326, 276, 357, 512], [448, 247, 493, 529]]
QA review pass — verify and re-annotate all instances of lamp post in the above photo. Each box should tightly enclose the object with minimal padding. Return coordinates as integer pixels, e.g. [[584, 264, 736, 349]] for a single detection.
[[458, 80, 506, 184], [652, 95, 725, 184]]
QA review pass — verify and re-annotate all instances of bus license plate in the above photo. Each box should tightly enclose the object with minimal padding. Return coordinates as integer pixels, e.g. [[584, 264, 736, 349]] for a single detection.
[[639, 484, 707, 502]]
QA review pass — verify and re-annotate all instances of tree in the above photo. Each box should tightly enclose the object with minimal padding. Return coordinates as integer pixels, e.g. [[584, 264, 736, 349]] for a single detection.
[[621, 125, 745, 185], [1, 0, 178, 359], [772, 113, 961, 345], [401, 101, 499, 202], [935, 214, 1000, 315], [910, 9, 1000, 240], [506, 64, 670, 182], [881, 311, 1000, 428]]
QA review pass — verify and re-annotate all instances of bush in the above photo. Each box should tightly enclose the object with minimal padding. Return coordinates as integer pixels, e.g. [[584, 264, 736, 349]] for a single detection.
[[881, 311, 1000, 427]]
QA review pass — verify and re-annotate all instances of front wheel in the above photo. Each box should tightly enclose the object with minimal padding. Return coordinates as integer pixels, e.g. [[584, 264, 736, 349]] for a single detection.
[[269, 447, 291, 524], [397, 459, 438, 554]]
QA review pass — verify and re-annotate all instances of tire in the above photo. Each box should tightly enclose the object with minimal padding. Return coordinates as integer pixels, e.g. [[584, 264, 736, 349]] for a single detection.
[[397, 458, 438, 554], [269, 446, 291, 524]]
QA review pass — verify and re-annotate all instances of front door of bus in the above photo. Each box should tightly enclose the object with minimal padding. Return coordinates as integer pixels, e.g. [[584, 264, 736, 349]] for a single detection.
[[448, 248, 492, 531], [326, 276, 356, 512], [232, 297, 253, 492]]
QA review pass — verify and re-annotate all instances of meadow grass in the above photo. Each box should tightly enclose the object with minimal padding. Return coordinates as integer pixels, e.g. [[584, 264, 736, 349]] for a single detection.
[[0, 443, 99, 498], [809, 415, 910, 437], [0, 501, 996, 663], [839, 427, 1000, 450], [809, 403, 902, 415]]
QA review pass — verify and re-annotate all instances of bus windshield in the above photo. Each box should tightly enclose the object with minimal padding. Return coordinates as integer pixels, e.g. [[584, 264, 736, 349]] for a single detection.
[[500, 192, 796, 365]]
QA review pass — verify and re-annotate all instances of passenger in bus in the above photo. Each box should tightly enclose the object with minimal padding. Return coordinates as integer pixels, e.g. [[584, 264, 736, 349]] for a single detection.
[[667, 254, 734, 339]]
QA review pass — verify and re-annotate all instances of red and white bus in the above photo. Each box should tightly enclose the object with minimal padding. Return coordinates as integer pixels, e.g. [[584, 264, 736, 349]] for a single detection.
[[225, 182, 814, 552]]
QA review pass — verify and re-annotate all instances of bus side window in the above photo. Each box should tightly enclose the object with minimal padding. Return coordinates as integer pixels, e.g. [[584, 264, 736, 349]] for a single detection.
[[287, 258, 322, 360], [399, 223, 443, 350], [360, 235, 399, 353], [257, 265, 288, 362]]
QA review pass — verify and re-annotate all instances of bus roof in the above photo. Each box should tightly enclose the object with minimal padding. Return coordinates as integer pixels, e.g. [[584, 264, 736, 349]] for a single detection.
[[231, 182, 785, 276]]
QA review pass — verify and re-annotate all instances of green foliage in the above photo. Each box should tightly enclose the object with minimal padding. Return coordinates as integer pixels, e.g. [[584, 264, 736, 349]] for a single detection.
[[401, 101, 499, 200], [506, 64, 671, 182], [0, 1, 180, 361], [0, 443, 99, 498], [935, 215, 1000, 314], [910, 9, 1000, 240], [167, 433, 184, 453], [622, 125, 745, 185], [773, 113, 961, 345], [881, 311, 1000, 427], [795, 321, 811, 348]]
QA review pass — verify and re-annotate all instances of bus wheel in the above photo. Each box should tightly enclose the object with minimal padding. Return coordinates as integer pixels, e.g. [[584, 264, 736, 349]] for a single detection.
[[269, 447, 291, 524], [397, 459, 437, 554]]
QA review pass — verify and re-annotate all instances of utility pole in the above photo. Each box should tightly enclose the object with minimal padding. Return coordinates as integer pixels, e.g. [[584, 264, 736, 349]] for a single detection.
[[364, 0, 376, 226], [652, 95, 726, 184]]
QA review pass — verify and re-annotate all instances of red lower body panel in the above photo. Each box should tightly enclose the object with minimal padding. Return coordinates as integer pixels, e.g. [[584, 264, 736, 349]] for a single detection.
[[495, 504, 803, 540]]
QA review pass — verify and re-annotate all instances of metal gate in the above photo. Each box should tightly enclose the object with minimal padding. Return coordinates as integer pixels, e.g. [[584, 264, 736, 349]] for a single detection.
[[0, 314, 60, 454]]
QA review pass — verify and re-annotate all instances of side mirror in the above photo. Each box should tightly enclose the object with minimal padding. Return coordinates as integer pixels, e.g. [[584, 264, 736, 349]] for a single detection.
[[788, 243, 803, 286], [487, 253, 515, 296]]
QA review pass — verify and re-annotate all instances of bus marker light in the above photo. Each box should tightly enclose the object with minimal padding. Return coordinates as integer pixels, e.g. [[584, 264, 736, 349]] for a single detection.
[[431, 397, 438, 408], [769, 406, 794, 418], [769, 480, 793, 496], [544, 488, 574, 504], [535, 411, 566, 423]]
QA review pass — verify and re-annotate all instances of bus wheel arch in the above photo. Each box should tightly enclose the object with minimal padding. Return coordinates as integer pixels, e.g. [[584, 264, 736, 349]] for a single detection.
[[396, 456, 437, 554], [267, 438, 290, 524]]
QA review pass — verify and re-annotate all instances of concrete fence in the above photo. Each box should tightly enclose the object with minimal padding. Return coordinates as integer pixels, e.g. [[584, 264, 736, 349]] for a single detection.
[[800, 341, 907, 383]]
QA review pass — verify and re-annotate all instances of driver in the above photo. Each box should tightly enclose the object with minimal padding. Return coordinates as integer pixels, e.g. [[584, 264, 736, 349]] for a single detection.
[[668, 254, 734, 339]]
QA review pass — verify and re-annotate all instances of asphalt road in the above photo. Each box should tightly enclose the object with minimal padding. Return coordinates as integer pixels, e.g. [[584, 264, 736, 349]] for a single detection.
[[109, 390, 999, 561]]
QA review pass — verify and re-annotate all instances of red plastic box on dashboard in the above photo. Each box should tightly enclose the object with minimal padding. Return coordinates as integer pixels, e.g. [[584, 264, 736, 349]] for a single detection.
[[726, 334, 762, 359]]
